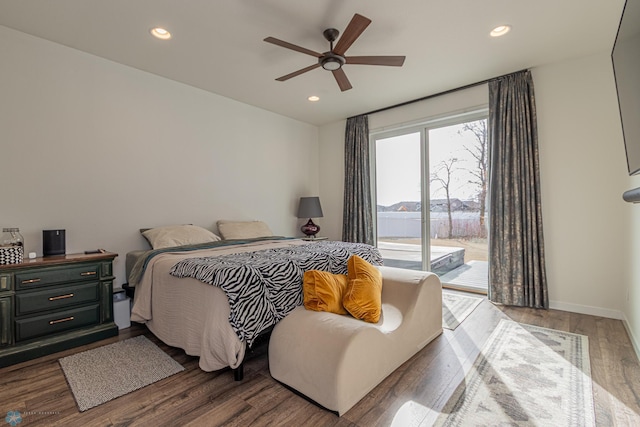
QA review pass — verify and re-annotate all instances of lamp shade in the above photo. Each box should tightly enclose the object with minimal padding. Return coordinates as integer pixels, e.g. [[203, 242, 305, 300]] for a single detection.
[[297, 197, 323, 218]]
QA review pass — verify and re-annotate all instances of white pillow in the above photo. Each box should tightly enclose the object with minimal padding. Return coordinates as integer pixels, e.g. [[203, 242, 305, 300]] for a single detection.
[[217, 220, 273, 240], [142, 225, 221, 249]]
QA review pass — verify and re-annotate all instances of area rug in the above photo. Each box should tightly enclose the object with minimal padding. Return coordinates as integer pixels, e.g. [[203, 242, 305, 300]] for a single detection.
[[59, 335, 184, 412], [442, 292, 483, 330], [434, 319, 595, 426]]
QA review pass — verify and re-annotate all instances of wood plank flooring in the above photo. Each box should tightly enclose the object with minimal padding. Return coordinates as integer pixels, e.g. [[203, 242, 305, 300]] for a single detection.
[[1, 294, 639, 426]]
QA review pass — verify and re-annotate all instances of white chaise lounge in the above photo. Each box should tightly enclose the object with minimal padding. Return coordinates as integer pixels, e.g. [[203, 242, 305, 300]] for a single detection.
[[269, 266, 443, 415]]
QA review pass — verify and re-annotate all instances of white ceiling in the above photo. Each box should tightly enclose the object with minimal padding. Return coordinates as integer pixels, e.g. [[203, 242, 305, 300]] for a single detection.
[[0, 0, 626, 126]]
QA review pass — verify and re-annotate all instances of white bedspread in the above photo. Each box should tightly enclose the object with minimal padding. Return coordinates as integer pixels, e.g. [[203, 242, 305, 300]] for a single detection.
[[130, 239, 308, 371]]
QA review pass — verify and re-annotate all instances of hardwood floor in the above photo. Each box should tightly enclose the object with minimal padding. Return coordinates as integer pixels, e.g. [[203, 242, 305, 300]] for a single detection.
[[1, 295, 639, 426]]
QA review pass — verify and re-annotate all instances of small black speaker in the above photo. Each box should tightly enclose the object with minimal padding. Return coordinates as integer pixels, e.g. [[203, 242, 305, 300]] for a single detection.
[[43, 229, 66, 257]]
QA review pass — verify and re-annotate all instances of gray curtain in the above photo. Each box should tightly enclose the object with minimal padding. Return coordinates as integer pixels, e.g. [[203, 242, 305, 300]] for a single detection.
[[488, 70, 549, 308], [342, 115, 375, 245]]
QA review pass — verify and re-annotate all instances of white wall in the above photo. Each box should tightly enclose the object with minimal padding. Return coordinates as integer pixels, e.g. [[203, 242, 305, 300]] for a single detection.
[[0, 25, 319, 286], [368, 85, 488, 131], [318, 121, 346, 241], [533, 53, 629, 319], [319, 52, 635, 324], [624, 175, 640, 354], [618, 9, 640, 353]]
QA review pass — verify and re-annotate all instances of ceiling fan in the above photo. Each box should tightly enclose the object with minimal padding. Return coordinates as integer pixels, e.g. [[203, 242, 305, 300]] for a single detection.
[[264, 13, 405, 92]]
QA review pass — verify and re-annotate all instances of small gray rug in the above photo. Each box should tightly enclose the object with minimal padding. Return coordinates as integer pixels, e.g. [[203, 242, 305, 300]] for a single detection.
[[442, 292, 483, 330], [435, 319, 595, 426], [59, 335, 184, 412]]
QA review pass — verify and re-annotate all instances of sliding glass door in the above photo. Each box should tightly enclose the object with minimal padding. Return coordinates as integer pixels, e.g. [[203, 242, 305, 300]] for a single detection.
[[373, 113, 489, 292], [374, 130, 427, 270]]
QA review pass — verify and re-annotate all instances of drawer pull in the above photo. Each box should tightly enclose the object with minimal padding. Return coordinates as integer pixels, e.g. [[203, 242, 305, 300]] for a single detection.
[[80, 271, 97, 276], [22, 278, 41, 284], [49, 293, 74, 301], [49, 316, 75, 325]]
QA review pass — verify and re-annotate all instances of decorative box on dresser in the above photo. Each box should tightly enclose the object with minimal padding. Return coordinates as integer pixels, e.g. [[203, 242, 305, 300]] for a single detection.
[[0, 252, 119, 367]]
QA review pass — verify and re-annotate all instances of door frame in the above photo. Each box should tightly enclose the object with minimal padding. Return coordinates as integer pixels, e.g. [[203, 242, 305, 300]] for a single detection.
[[370, 108, 488, 272]]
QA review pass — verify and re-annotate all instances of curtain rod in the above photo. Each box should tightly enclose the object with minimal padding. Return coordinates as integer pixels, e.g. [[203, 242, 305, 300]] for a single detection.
[[353, 69, 528, 119]]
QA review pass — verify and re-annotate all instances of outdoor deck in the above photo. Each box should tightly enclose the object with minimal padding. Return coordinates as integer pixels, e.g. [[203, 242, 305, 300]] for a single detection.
[[439, 259, 488, 294], [377, 241, 464, 272], [377, 241, 487, 294]]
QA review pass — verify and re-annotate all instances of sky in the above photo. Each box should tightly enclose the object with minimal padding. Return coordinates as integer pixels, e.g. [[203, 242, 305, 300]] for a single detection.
[[375, 120, 486, 206]]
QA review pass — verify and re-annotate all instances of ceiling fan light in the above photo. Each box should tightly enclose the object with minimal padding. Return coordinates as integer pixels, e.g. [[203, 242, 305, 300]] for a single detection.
[[322, 57, 342, 71]]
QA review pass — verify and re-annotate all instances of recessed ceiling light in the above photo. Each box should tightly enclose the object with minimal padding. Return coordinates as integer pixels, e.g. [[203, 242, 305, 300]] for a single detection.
[[308, 96, 320, 102], [150, 27, 172, 40], [490, 25, 511, 37]]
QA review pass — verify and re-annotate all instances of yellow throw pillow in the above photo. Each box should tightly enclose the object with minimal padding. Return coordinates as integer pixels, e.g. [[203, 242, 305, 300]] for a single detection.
[[343, 255, 383, 323], [303, 270, 348, 315]]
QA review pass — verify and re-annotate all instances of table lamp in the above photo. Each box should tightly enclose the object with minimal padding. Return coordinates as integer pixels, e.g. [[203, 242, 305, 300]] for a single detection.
[[297, 197, 323, 238]]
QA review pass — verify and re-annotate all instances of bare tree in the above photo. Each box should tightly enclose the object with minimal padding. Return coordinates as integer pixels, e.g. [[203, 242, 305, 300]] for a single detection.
[[430, 157, 458, 239], [460, 120, 488, 238]]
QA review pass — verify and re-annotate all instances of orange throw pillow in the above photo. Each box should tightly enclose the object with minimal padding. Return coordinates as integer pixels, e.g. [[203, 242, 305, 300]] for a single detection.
[[343, 255, 383, 323], [303, 270, 348, 315]]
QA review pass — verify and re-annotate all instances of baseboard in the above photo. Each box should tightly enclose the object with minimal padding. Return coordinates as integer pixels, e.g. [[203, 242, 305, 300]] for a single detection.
[[622, 314, 640, 363], [549, 300, 640, 363], [548, 300, 624, 320]]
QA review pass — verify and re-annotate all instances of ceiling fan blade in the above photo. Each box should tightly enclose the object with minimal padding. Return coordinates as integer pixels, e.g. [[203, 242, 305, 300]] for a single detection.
[[333, 14, 371, 55], [332, 68, 353, 91], [264, 37, 322, 58], [275, 63, 321, 81], [346, 56, 406, 66]]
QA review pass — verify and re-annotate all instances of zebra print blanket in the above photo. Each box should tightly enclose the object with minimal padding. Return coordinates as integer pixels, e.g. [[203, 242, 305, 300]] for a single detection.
[[169, 240, 382, 346]]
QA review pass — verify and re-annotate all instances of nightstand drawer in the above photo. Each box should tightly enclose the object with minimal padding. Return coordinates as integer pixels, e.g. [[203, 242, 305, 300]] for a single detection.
[[15, 282, 100, 316], [15, 304, 100, 342], [16, 264, 100, 289]]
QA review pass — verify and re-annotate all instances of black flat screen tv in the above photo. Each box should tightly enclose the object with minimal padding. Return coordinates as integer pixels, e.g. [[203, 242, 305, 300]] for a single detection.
[[612, 0, 640, 176]]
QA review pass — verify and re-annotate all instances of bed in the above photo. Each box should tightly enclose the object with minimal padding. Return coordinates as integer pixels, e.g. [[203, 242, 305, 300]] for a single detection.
[[127, 225, 382, 377]]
